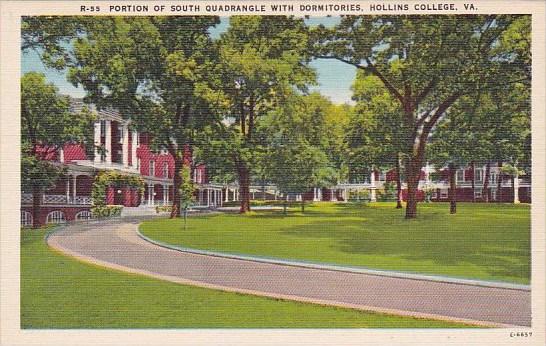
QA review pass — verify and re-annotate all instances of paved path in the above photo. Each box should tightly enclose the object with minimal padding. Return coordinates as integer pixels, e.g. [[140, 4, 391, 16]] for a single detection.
[[47, 217, 531, 327]]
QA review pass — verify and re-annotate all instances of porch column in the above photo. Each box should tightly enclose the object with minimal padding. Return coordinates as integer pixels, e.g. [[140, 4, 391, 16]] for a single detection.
[[224, 188, 229, 202], [65, 175, 70, 204], [131, 131, 138, 169], [122, 123, 129, 167], [72, 175, 77, 203], [330, 189, 336, 201], [513, 173, 520, 204], [370, 171, 377, 202], [104, 120, 112, 165], [94, 121, 101, 163], [59, 147, 64, 163], [148, 184, 153, 206]]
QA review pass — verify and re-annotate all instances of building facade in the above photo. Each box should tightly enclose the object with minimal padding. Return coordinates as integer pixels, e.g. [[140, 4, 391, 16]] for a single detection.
[[21, 100, 531, 226], [21, 100, 232, 226]]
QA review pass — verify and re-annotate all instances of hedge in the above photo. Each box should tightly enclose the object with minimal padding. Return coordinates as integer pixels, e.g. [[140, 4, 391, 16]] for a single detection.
[[90, 205, 123, 218]]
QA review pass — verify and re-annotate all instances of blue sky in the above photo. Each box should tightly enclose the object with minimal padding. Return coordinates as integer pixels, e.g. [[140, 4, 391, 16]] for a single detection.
[[21, 17, 356, 104]]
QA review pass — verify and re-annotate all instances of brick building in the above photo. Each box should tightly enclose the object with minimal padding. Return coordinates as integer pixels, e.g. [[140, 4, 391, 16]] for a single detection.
[[21, 99, 235, 226]]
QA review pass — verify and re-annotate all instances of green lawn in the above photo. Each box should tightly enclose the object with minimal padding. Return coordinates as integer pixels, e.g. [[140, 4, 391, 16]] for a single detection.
[[140, 202, 530, 284], [21, 228, 471, 328]]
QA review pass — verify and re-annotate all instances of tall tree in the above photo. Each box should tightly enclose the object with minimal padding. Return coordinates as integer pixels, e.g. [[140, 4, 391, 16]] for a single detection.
[[21, 72, 94, 227], [64, 16, 221, 218], [348, 72, 409, 208], [312, 15, 530, 218], [260, 93, 340, 213], [215, 16, 316, 213]]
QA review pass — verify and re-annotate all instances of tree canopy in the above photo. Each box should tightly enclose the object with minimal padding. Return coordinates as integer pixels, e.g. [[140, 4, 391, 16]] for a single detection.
[[210, 15, 317, 213], [63, 16, 222, 217], [21, 72, 95, 227], [312, 14, 531, 217]]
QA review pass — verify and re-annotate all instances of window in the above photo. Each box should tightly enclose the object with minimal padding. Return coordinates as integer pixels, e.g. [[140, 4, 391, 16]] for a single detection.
[[118, 123, 124, 144], [474, 188, 483, 199], [21, 211, 32, 227], [46, 211, 66, 224], [379, 172, 386, 182], [149, 160, 155, 176], [75, 210, 92, 220], [431, 190, 438, 199], [163, 162, 169, 178], [475, 168, 483, 182], [440, 189, 448, 198], [456, 170, 465, 183], [100, 120, 106, 139], [491, 172, 498, 185]]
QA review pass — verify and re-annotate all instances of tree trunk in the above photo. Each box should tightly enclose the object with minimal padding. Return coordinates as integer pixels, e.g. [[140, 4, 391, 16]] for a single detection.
[[483, 161, 491, 203], [449, 163, 457, 214], [497, 160, 503, 203], [237, 163, 251, 214], [404, 155, 423, 219], [170, 154, 183, 218], [471, 161, 476, 203], [31, 184, 42, 228], [395, 158, 403, 209]]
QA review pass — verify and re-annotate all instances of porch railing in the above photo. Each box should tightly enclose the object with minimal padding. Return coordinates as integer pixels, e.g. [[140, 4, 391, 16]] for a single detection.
[[21, 193, 92, 205]]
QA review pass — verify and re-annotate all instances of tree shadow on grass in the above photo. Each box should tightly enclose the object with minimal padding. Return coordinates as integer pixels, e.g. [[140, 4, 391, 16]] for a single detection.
[[280, 210, 530, 282]]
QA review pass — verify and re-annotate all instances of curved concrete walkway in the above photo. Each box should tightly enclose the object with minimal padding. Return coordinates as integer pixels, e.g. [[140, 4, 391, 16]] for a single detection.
[[47, 217, 531, 327]]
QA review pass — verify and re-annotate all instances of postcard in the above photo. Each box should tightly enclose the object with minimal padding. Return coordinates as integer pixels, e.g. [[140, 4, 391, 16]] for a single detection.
[[1, 1, 545, 345]]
